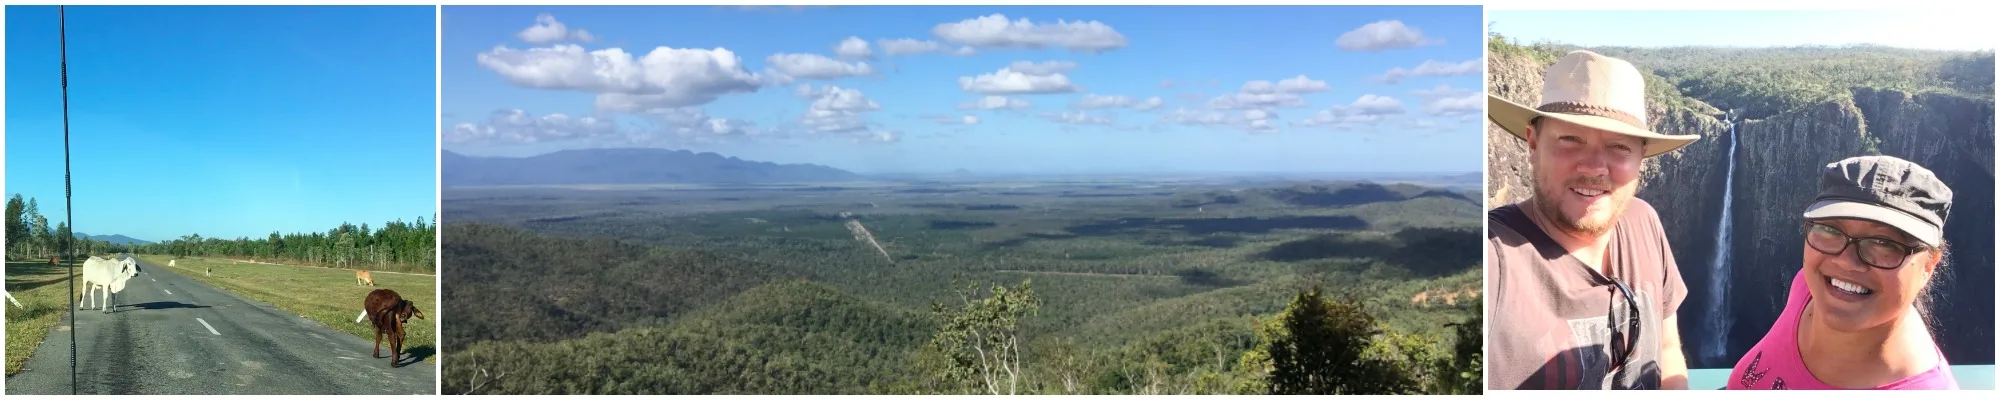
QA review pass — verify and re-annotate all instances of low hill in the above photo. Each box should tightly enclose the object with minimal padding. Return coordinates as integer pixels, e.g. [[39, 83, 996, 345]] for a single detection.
[[443, 280, 930, 395], [1170, 181, 1478, 209], [440, 222, 787, 349]]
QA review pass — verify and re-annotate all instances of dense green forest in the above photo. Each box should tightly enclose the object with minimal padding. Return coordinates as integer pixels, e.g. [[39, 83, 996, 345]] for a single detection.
[[5, 194, 437, 274], [1490, 31, 1995, 119], [441, 180, 1481, 394]]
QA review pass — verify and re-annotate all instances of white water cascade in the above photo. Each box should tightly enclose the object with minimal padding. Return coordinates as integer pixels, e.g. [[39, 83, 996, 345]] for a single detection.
[[1704, 111, 1738, 365]]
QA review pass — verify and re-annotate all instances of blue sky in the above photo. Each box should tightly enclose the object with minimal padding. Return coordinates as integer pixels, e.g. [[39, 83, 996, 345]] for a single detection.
[[5, 6, 438, 243], [442, 6, 1484, 175], [1489, 10, 1996, 51]]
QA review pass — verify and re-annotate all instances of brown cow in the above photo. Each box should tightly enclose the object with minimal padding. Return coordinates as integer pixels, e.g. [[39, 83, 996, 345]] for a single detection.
[[355, 270, 375, 286], [362, 289, 424, 367]]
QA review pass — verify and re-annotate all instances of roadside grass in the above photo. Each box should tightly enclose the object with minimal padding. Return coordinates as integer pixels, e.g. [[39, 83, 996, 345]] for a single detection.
[[4, 260, 90, 376], [135, 255, 438, 365]]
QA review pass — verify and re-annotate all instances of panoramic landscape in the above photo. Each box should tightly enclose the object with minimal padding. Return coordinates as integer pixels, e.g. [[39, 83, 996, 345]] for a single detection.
[[1487, 9, 1996, 384], [4, 6, 439, 395], [440, 6, 1484, 395]]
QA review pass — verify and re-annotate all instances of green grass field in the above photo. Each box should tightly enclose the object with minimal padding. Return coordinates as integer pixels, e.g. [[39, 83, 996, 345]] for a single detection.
[[4, 260, 92, 376], [134, 255, 438, 365]]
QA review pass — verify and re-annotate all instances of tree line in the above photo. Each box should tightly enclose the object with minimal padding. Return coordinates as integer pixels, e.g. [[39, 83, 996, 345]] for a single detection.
[[6, 194, 106, 259], [6, 194, 436, 273], [1488, 32, 1993, 121]]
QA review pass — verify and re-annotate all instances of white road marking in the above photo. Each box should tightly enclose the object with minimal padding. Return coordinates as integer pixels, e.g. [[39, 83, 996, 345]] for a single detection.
[[163, 289, 173, 295], [196, 318, 220, 335]]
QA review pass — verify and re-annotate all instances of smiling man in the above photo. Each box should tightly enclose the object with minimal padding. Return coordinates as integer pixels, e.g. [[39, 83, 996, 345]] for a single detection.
[[1485, 50, 1702, 390]]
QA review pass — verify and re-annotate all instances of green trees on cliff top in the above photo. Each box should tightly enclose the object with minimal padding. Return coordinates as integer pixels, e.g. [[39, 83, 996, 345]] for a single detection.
[[1488, 32, 1992, 120]]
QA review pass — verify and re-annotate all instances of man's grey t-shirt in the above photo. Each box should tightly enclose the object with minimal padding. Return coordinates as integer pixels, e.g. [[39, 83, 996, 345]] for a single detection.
[[1487, 198, 1687, 390]]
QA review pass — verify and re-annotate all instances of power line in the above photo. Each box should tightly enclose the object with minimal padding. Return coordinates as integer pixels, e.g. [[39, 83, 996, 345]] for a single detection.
[[60, 5, 79, 395]]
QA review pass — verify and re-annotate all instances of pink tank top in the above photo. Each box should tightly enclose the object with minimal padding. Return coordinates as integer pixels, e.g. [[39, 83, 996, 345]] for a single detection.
[[1727, 270, 1957, 390]]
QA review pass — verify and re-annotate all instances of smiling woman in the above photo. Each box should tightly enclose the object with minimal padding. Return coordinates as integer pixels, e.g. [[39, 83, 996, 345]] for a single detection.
[[1727, 156, 1962, 390]]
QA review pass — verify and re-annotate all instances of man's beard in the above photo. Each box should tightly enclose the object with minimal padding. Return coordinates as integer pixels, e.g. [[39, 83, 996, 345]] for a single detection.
[[1532, 174, 1629, 237]]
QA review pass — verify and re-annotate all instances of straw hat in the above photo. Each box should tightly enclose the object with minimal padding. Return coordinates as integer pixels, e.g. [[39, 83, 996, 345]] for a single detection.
[[1488, 50, 1700, 157]]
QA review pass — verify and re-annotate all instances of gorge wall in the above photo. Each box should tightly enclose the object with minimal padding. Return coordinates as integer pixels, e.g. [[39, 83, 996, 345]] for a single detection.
[[1487, 45, 1995, 368]]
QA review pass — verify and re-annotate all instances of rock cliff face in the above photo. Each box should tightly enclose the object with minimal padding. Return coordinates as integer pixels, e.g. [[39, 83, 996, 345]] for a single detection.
[[1487, 45, 1995, 368]]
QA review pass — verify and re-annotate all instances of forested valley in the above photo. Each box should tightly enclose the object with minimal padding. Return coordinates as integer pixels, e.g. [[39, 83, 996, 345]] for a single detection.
[[439, 180, 1482, 394]]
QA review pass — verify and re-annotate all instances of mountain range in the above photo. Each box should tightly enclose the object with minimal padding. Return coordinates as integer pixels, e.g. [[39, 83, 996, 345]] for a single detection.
[[441, 148, 863, 186], [74, 232, 152, 245]]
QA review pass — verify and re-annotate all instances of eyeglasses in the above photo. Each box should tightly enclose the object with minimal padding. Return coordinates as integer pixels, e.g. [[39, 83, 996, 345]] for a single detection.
[[1804, 222, 1922, 270], [1607, 277, 1641, 375]]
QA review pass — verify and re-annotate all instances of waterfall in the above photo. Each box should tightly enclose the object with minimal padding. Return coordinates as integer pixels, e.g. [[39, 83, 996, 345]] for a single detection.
[[1704, 112, 1738, 365]]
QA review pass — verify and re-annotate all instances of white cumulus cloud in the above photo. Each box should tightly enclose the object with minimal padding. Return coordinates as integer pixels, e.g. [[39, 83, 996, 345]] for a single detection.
[[765, 53, 875, 80], [835, 36, 873, 59], [959, 67, 1079, 94], [518, 13, 597, 45], [476, 44, 767, 110], [1335, 20, 1442, 52], [933, 14, 1128, 53], [797, 84, 882, 133]]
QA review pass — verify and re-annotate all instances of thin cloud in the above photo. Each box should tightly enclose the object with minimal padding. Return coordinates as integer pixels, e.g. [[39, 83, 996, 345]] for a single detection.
[[1372, 59, 1479, 84], [1336, 20, 1442, 52]]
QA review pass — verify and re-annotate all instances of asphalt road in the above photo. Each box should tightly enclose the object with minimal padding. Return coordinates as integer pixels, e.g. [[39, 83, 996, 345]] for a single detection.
[[5, 257, 435, 395]]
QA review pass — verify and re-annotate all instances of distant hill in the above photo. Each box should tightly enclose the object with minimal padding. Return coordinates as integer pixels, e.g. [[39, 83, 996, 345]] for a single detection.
[[441, 148, 864, 186], [73, 232, 152, 245], [1170, 181, 1479, 209]]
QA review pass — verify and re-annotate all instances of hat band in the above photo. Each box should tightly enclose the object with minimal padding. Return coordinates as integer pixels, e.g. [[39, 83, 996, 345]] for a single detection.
[[1537, 101, 1645, 130]]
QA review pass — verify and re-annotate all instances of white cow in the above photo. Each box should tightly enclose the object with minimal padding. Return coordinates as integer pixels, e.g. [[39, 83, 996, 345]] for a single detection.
[[78, 256, 140, 313]]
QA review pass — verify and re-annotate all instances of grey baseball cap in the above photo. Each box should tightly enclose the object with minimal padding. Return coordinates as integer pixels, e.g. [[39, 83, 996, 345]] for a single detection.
[[1801, 155, 1953, 246]]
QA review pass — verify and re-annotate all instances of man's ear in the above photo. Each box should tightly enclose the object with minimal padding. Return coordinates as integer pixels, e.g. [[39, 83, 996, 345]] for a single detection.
[[1523, 121, 1540, 151]]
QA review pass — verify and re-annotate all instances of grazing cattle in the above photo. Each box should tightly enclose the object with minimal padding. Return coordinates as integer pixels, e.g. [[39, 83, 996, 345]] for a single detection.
[[362, 289, 424, 367], [355, 270, 375, 287], [78, 256, 140, 313]]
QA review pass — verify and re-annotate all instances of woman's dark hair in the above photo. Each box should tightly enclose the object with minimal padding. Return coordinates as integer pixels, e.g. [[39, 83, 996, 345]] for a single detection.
[[1914, 241, 1951, 338]]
